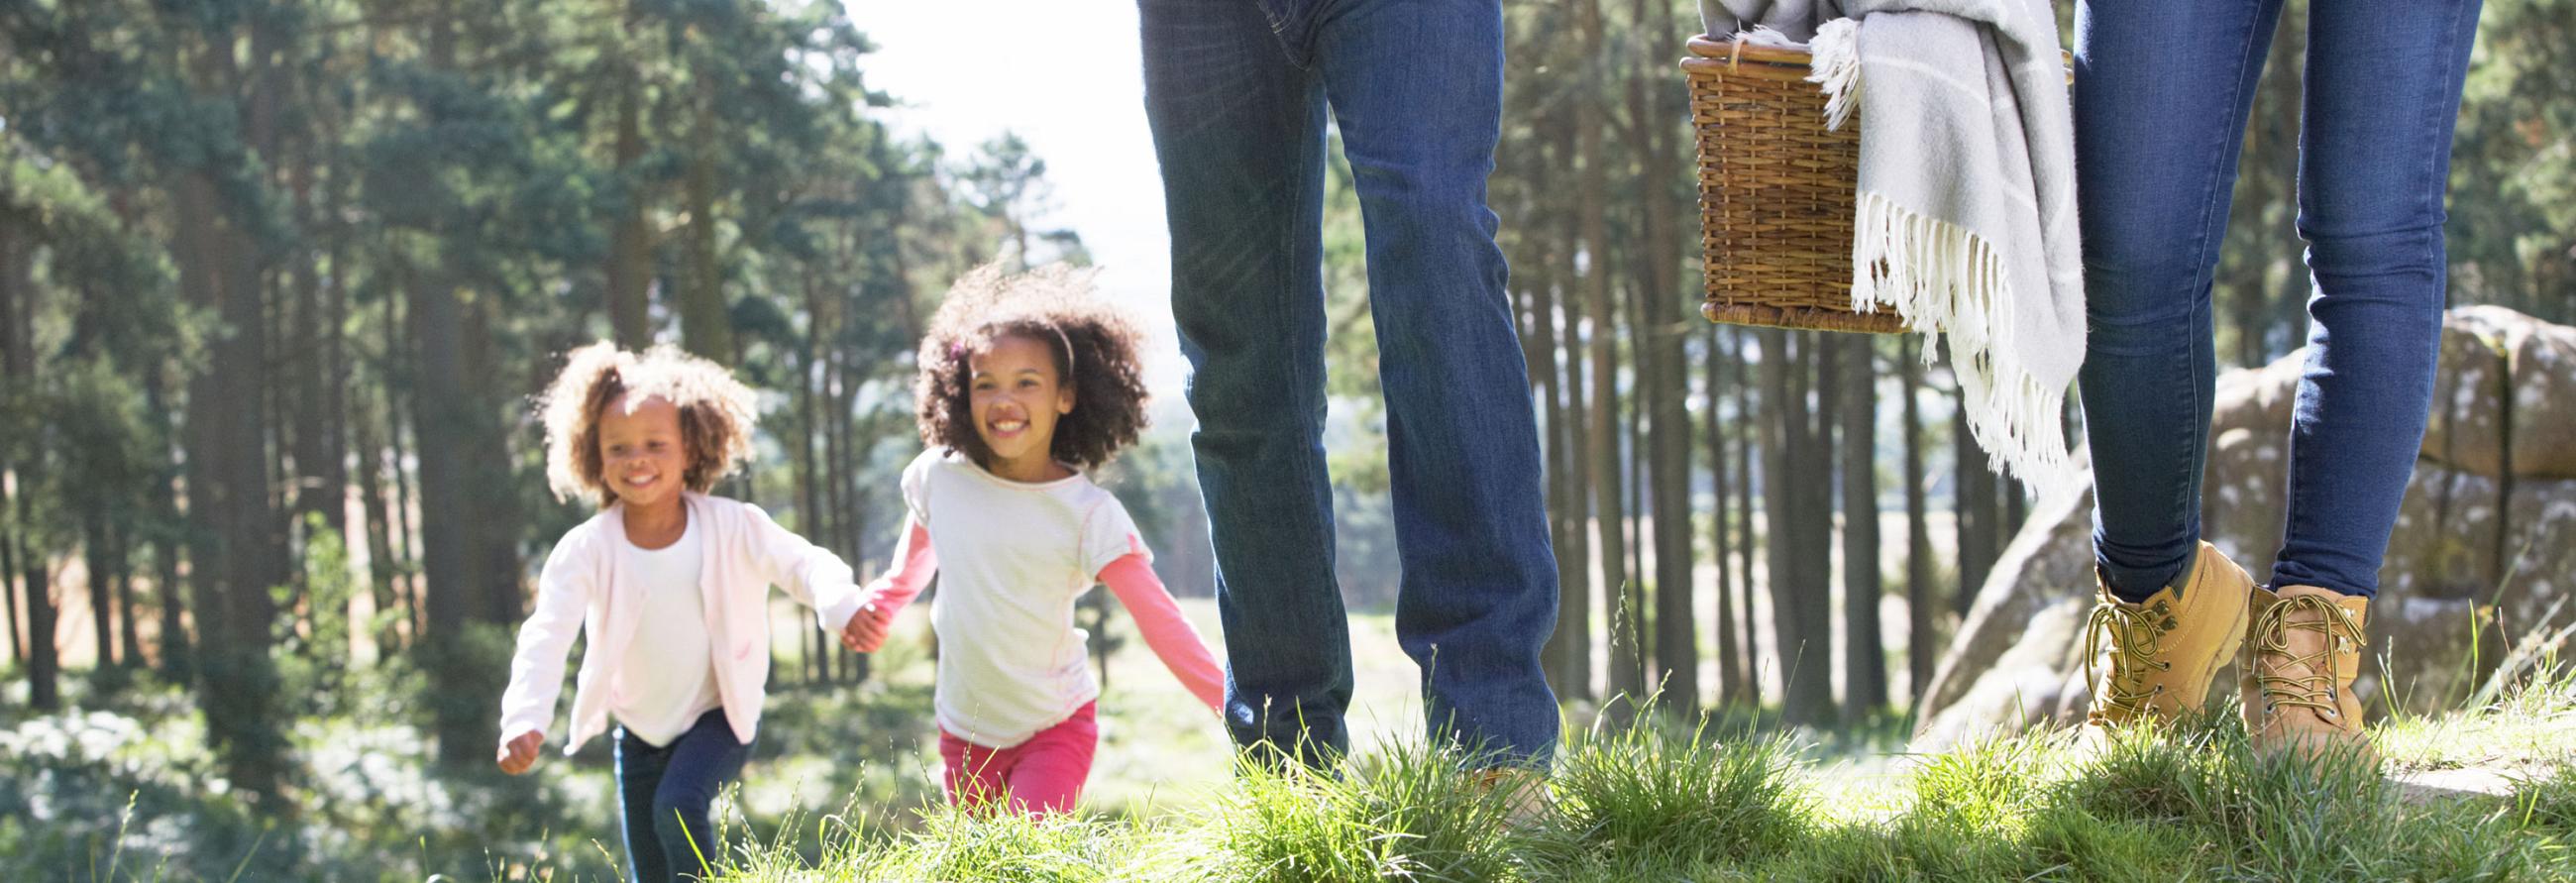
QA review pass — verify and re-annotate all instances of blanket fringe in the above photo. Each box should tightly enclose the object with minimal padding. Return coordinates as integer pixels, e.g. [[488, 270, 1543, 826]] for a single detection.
[[1850, 189, 2080, 494], [1807, 19, 1863, 131]]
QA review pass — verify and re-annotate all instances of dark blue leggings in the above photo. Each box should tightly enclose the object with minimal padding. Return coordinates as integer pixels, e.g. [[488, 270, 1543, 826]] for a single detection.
[[613, 709, 748, 883]]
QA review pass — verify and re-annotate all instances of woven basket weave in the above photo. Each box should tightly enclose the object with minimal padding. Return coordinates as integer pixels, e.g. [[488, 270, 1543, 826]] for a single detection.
[[1681, 36, 1902, 334]]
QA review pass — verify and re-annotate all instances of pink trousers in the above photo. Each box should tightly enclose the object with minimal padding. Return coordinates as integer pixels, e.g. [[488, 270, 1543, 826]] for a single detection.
[[938, 701, 1098, 816]]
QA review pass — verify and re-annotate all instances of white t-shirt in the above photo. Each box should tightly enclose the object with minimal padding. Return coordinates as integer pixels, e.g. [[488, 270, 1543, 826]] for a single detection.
[[904, 449, 1148, 747], [608, 515, 722, 747]]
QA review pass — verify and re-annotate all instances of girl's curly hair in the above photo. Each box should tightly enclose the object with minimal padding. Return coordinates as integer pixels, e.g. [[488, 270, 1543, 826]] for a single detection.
[[915, 264, 1149, 471], [538, 342, 761, 508]]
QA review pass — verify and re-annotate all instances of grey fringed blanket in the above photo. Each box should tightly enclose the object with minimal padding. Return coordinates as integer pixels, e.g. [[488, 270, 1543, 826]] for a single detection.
[[1712, 0, 2084, 491]]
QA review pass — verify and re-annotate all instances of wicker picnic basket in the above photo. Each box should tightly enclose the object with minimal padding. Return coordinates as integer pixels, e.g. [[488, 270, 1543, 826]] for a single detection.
[[1681, 34, 1898, 334]]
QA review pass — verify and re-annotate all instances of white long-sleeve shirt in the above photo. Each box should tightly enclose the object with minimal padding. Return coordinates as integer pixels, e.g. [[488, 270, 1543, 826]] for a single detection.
[[861, 449, 1224, 748], [498, 494, 865, 752]]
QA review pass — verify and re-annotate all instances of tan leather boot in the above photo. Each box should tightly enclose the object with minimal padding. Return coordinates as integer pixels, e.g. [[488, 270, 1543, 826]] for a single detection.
[[2240, 585, 2377, 764], [2082, 542, 2255, 736]]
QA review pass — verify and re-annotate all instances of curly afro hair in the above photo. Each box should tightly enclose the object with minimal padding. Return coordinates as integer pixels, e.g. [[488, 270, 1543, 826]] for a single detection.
[[538, 342, 762, 508], [915, 264, 1149, 472]]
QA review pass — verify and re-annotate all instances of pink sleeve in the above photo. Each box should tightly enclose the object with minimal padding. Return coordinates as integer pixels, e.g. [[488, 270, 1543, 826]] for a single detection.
[[1099, 552, 1226, 714], [861, 516, 939, 615]]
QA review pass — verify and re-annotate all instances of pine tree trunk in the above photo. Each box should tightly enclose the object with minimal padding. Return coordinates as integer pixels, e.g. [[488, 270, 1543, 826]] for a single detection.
[[115, 525, 143, 668], [86, 511, 117, 668], [1731, 328, 1760, 705], [384, 283, 421, 644], [1840, 337, 1885, 717], [1901, 338, 1935, 708], [679, 78, 732, 364], [1953, 386, 1995, 614], [1707, 325, 1743, 706], [604, 9, 654, 349], [1579, 0, 1637, 708], [1802, 336, 1838, 717], [1551, 122, 1594, 701], [356, 379, 401, 655], [1763, 332, 1832, 724], [144, 368, 191, 679], [1530, 229, 1586, 700], [1, 517, 19, 669], [15, 491, 56, 711]]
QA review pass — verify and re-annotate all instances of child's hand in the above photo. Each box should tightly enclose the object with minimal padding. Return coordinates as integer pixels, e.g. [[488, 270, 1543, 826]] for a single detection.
[[496, 730, 544, 775], [840, 601, 893, 653]]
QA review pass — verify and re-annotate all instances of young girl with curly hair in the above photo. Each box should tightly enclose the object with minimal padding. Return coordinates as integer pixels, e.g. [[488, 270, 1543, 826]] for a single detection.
[[841, 265, 1226, 816], [495, 343, 872, 883]]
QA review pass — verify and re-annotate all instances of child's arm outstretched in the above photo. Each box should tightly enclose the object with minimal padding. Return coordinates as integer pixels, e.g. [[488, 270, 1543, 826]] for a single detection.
[[496, 531, 593, 774], [746, 503, 869, 635], [1099, 551, 1226, 714], [842, 513, 938, 653]]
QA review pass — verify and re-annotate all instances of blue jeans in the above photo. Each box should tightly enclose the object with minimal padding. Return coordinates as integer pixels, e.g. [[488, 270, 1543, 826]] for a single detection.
[[1139, 0, 1560, 768], [2075, 0, 2482, 602], [613, 710, 748, 883]]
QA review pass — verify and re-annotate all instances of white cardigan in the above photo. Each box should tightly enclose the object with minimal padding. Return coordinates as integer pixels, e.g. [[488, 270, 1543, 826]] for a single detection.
[[498, 494, 865, 752]]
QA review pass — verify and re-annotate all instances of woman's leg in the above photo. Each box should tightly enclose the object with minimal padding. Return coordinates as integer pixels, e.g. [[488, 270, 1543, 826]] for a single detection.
[[2074, 0, 2289, 602], [2271, 0, 2485, 599]]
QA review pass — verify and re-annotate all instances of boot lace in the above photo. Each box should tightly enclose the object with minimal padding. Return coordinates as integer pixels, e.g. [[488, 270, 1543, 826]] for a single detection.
[[2249, 595, 2367, 717], [2085, 601, 2174, 720]]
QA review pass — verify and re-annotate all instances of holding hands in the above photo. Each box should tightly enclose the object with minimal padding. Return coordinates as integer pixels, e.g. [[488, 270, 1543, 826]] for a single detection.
[[840, 598, 895, 653]]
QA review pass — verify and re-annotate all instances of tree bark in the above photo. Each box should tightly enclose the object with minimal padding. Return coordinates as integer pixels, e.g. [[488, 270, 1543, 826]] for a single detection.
[[1840, 337, 1885, 717], [1578, 0, 1638, 708], [1763, 332, 1832, 724], [1549, 120, 1593, 701], [1707, 325, 1743, 706], [1953, 380, 1996, 614], [14, 489, 56, 711], [1731, 328, 1760, 705], [604, 4, 654, 349], [144, 367, 191, 679], [678, 75, 732, 364], [86, 511, 117, 669], [1802, 335, 1838, 717], [1901, 338, 1936, 708]]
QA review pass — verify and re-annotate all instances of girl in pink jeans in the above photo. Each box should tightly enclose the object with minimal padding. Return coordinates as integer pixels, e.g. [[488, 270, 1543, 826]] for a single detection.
[[841, 266, 1226, 816]]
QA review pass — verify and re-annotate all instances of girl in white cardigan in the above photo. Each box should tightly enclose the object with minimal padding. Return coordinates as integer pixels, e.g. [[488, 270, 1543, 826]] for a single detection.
[[495, 343, 868, 883]]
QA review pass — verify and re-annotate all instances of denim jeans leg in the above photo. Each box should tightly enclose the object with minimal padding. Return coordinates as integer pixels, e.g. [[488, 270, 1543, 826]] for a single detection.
[[2074, 0, 2286, 602], [1140, 0, 1353, 765], [2269, 0, 2483, 599], [614, 727, 673, 883], [1313, 0, 1559, 767], [648, 710, 750, 881]]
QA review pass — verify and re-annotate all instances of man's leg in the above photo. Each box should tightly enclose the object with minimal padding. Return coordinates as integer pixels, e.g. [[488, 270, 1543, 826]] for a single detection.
[[1141, 0, 1351, 767], [1313, 0, 1560, 768]]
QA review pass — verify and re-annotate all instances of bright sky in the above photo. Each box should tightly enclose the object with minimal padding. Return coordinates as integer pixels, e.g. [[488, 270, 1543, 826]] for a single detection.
[[843, 1, 1190, 398]]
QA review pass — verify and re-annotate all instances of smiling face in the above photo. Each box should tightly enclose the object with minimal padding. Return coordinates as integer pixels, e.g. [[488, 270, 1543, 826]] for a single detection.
[[595, 392, 689, 511], [967, 333, 1075, 482]]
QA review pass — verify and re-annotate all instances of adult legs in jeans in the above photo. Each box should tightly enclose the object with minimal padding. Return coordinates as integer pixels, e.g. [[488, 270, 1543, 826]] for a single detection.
[[614, 710, 750, 883], [2075, 0, 2480, 604], [1139, 0, 1560, 769]]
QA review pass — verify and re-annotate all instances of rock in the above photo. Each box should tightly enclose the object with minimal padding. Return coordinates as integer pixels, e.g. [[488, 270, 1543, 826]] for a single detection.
[[2506, 322, 2576, 479], [1914, 483, 2096, 741], [2420, 309, 2513, 478]]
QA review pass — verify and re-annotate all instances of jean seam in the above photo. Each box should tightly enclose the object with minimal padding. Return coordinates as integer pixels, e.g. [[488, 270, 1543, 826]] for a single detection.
[[2173, 2, 2275, 563]]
